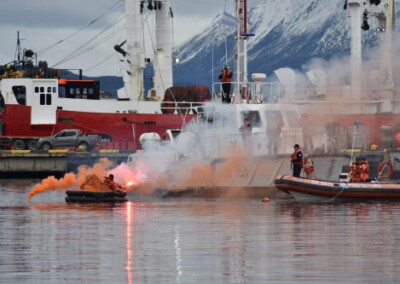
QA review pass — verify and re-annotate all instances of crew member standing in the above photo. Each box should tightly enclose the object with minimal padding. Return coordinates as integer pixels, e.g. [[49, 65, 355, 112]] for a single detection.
[[349, 157, 361, 182], [218, 65, 233, 104], [360, 157, 370, 182], [291, 144, 303, 177], [303, 154, 316, 179]]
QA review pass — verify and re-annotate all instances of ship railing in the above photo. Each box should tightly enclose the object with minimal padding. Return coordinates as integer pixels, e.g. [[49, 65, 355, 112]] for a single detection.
[[211, 82, 283, 103], [0, 64, 84, 80], [160, 101, 206, 115]]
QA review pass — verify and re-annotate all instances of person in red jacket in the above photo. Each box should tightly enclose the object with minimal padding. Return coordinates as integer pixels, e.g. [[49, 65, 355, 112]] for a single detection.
[[218, 65, 233, 103], [104, 174, 126, 192], [291, 144, 303, 177], [359, 157, 370, 182], [349, 157, 362, 182]]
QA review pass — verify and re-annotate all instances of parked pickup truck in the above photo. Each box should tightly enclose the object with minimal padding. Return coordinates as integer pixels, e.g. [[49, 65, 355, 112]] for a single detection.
[[38, 129, 100, 151]]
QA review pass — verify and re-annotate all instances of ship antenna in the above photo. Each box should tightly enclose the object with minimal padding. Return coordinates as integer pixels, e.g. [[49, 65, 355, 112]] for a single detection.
[[14, 31, 25, 64], [17, 31, 21, 62]]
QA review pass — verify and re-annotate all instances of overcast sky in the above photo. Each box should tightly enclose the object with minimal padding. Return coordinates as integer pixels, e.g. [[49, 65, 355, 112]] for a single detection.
[[0, 0, 262, 77]]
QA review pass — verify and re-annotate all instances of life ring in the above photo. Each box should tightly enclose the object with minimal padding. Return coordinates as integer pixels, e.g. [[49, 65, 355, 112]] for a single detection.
[[378, 160, 394, 179]]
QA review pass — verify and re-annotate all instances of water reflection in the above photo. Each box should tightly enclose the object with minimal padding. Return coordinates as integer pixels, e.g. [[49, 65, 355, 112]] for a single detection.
[[1, 182, 400, 283], [125, 201, 133, 284]]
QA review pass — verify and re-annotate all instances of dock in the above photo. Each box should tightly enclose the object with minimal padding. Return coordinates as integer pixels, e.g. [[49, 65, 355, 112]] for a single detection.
[[0, 150, 133, 178]]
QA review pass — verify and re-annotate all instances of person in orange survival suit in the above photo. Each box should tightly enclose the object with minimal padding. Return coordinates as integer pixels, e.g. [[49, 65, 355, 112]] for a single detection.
[[218, 65, 233, 104], [104, 174, 126, 192], [303, 154, 316, 179], [349, 157, 362, 182], [291, 144, 303, 177], [396, 132, 400, 148], [359, 157, 370, 182]]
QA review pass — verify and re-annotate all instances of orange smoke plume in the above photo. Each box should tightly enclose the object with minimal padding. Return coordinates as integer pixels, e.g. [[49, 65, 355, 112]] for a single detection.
[[75, 158, 113, 186], [27, 173, 76, 202], [28, 158, 113, 202]]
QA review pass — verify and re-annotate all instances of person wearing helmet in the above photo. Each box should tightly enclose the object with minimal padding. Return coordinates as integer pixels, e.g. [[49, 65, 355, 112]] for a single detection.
[[303, 153, 316, 179], [291, 144, 303, 177], [218, 65, 233, 103]]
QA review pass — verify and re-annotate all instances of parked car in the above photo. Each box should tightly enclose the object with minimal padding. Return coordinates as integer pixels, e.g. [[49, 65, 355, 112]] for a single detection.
[[38, 129, 100, 151]]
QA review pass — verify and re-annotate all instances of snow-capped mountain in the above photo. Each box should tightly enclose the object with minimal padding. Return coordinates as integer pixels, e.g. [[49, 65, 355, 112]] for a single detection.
[[173, 0, 399, 88]]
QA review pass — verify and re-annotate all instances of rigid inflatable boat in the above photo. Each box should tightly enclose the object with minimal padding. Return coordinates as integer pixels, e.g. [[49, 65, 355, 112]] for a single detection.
[[275, 175, 400, 201]]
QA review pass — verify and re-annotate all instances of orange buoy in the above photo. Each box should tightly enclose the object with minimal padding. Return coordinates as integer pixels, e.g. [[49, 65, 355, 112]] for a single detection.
[[262, 197, 269, 203]]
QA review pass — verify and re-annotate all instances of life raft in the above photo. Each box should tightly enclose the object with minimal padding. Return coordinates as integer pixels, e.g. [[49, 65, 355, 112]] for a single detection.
[[65, 175, 128, 202]]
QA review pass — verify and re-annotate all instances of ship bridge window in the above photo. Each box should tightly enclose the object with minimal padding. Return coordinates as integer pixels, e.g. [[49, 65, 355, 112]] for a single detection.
[[40, 93, 52, 105], [241, 111, 261, 128], [47, 94, 52, 105], [0, 91, 5, 111], [12, 86, 26, 105], [285, 111, 301, 128], [64, 81, 100, 100]]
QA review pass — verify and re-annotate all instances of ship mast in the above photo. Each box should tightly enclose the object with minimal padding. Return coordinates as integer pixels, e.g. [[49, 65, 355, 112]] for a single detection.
[[382, 0, 395, 91], [235, 0, 248, 89], [118, 0, 145, 101], [118, 0, 173, 102], [347, 0, 395, 100], [348, 0, 363, 100], [150, 0, 173, 100]]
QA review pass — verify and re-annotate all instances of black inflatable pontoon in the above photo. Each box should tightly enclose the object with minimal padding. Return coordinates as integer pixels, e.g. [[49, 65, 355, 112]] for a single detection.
[[65, 190, 128, 203]]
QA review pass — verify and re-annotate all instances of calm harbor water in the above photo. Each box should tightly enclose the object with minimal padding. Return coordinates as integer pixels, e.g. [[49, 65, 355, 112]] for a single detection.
[[1, 180, 400, 283]]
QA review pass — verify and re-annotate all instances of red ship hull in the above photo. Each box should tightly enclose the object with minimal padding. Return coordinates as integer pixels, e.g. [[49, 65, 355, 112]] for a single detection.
[[1, 104, 195, 149]]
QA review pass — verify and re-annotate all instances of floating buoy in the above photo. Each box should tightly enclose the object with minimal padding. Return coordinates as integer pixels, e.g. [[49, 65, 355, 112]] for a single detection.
[[378, 160, 394, 179], [262, 197, 269, 203]]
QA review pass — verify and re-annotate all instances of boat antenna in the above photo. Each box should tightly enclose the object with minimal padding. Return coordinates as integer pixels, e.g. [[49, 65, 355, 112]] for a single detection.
[[349, 120, 359, 164], [14, 31, 25, 64], [225, 36, 228, 65], [224, 0, 228, 65], [17, 31, 21, 62]]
